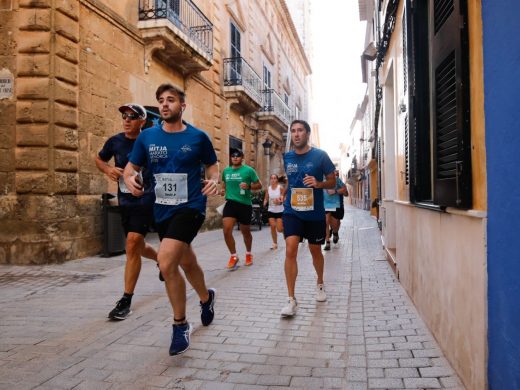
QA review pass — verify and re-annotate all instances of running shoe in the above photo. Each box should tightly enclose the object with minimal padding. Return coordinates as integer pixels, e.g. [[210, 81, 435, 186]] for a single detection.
[[200, 288, 216, 326], [332, 231, 339, 244], [316, 284, 327, 302], [245, 253, 253, 266], [108, 297, 132, 320], [227, 255, 239, 270], [280, 297, 297, 317], [169, 322, 193, 356], [323, 241, 331, 251]]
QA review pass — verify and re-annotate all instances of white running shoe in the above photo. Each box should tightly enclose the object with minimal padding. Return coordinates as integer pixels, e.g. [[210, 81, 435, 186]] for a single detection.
[[280, 297, 297, 317], [316, 284, 327, 302]]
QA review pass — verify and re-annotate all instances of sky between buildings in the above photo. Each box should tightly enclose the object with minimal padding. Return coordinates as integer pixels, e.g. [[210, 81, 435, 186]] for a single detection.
[[310, 0, 367, 159]]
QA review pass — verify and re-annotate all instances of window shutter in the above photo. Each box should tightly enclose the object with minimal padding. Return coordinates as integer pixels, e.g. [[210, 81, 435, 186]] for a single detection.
[[402, 12, 410, 186], [430, 0, 471, 208]]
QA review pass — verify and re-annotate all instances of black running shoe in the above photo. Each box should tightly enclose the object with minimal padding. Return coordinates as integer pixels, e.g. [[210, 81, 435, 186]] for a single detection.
[[323, 241, 331, 251], [200, 288, 216, 326], [169, 322, 192, 356], [333, 232, 339, 244], [108, 298, 131, 320]]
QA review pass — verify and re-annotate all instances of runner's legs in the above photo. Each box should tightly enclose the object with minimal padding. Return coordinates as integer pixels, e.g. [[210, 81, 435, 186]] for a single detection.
[[268, 217, 278, 246], [308, 242, 325, 285], [124, 232, 146, 294], [223, 217, 238, 254], [284, 235, 300, 297], [158, 238, 189, 321], [239, 223, 252, 252]]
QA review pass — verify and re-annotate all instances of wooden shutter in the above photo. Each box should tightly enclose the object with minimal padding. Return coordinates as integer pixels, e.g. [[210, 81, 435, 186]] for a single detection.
[[430, 0, 471, 208], [408, 0, 431, 203], [402, 12, 410, 187]]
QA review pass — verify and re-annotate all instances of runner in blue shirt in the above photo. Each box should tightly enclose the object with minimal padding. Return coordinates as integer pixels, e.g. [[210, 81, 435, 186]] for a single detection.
[[323, 170, 348, 250], [95, 103, 159, 321], [280, 120, 336, 317], [123, 83, 219, 356]]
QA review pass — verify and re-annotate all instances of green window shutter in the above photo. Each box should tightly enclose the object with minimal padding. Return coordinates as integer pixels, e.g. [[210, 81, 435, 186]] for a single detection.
[[430, 0, 471, 208]]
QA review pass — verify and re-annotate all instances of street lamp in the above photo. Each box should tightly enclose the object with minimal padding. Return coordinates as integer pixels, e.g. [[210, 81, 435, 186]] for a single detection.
[[262, 139, 273, 156]]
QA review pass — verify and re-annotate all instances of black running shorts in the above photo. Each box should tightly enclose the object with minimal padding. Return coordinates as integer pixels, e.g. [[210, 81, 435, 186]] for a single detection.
[[120, 205, 154, 236], [223, 199, 252, 225], [282, 213, 326, 245], [329, 207, 345, 220], [156, 208, 205, 244], [267, 211, 283, 219]]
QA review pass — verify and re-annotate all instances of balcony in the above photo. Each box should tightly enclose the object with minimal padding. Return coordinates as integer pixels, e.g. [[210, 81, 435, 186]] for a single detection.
[[257, 89, 292, 129], [138, 0, 213, 74], [223, 57, 263, 114]]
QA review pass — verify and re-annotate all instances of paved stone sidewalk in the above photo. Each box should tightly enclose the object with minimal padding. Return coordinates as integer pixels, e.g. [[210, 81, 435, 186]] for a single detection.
[[0, 207, 464, 389]]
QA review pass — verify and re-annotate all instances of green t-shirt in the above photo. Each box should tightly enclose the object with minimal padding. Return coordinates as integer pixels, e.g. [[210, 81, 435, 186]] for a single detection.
[[222, 164, 260, 205]]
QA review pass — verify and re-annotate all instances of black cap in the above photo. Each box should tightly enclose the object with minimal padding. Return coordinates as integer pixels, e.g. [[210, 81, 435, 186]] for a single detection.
[[230, 148, 244, 157], [118, 103, 147, 119]]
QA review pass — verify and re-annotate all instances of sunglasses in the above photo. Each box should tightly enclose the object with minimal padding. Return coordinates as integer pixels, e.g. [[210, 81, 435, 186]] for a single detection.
[[122, 112, 140, 120]]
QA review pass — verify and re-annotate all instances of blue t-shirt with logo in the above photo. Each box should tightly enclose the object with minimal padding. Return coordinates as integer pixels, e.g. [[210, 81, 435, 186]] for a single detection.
[[129, 124, 217, 222], [283, 147, 335, 221], [98, 132, 154, 207], [323, 177, 346, 210]]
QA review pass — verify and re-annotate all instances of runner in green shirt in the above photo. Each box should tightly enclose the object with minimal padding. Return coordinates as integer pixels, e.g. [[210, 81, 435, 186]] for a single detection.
[[220, 148, 262, 269]]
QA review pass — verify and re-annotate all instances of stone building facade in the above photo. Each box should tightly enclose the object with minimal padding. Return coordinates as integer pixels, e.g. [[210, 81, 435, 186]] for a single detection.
[[0, 0, 310, 264]]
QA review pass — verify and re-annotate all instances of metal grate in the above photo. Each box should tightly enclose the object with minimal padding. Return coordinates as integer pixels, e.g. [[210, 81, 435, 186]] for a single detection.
[[435, 50, 457, 179], [138, 0, 213, 58], [223, 57, 263, 103], [434, 0, 454, 34]]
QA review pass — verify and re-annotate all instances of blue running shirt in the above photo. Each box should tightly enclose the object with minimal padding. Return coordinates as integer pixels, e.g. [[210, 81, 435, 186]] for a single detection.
[[129, 124, 217, 222], [98, 132, 155, 207], [283, 147, 336, 221], [323, 177, 346, 210]]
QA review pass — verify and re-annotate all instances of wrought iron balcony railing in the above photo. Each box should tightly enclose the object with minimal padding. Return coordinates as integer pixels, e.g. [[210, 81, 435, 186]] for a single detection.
[[138, 0, 213, 58], [223, 57, 263, 104], [260, 89, 292, 126]]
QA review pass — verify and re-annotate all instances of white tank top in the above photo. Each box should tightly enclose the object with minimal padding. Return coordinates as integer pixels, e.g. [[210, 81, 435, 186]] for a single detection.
[[268, 185, 284, 213]]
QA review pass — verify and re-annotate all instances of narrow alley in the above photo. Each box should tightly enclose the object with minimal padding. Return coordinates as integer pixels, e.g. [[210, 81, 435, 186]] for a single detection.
[[0, 207, 464, 389]]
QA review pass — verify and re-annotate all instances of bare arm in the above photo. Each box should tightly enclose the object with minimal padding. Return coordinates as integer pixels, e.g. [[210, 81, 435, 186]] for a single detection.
[[250, 180, 262, 191], [201, 162, 219, 196], [123, 162, 144, 197], [263, 188, 269, 206], [302, 172, 336, 189], [337, 184, 347, 195], [95, 156, 123, 182]]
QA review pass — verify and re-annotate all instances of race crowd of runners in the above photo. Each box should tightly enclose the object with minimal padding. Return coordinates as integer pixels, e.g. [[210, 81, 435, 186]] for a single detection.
[[95, 83, 349, 356]]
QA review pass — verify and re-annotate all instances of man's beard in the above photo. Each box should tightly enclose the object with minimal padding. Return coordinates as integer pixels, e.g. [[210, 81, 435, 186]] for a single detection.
[[293, 139, 308, 150], [162, 110, 182, 123]]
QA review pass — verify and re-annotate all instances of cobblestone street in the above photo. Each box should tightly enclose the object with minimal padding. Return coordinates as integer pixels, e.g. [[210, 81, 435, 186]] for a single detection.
[[0, 207, 464, 389]]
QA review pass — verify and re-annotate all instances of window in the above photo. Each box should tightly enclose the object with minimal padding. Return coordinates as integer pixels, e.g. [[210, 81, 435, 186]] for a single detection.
[[407, 0, 471, 208], [283, 93, 289, 106], [230, 22, 241, 81], [263, 65, 272, 110], [263, 65, 271, 90]]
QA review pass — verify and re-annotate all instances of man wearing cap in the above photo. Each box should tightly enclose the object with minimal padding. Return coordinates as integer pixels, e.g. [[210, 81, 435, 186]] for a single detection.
[[220, 148, 262, 270], [95, 103, 159, 321]]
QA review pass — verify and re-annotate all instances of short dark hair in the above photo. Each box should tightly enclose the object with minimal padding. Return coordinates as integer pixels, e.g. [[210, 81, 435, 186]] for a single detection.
[[155, 83, 186, 102], [290, 119, 311, 133]]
